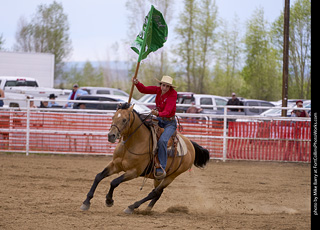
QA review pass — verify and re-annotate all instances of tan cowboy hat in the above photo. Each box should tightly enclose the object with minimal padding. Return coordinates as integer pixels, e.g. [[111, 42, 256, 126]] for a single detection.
[[155, 75, 176, 88]]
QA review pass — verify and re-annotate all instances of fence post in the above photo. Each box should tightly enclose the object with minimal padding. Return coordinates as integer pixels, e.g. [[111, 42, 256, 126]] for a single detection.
[[222, 106, 228, 161], [26, 99, 30, 156]]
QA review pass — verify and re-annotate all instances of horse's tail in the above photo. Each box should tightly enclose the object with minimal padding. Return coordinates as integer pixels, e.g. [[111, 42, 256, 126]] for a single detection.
[[191, 140, 210, 168]]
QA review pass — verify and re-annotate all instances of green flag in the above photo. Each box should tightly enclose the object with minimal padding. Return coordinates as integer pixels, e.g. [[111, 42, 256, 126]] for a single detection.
[[131, 5, 168, 62]]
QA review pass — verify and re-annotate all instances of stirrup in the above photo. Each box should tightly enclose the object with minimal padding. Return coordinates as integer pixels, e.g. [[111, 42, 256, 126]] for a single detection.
[[154, 167, 166, 180]]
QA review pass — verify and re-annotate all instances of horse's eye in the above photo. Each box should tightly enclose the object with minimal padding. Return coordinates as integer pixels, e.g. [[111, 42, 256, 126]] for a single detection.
[[122, 118, 127, 123]]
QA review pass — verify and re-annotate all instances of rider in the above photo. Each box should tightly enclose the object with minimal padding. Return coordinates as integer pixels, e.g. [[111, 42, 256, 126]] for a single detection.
[[133, 75, 177, 179]]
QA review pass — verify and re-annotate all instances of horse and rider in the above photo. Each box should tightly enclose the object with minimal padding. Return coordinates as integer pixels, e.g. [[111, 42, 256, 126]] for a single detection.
[[81, 75, 210, 213]]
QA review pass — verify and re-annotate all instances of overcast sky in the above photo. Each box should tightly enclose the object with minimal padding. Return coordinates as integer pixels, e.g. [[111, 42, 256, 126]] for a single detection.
[[0, 0, 287, 62]]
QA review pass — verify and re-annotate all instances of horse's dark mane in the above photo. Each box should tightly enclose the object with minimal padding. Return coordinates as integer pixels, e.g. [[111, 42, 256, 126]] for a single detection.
[[117, 102, 131, 110], [117, 102, 149, 125]]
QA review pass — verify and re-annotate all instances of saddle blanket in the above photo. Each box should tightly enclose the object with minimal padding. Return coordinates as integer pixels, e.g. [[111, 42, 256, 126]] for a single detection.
[[149, 123, 187, 157], [167, 134, 188, 157]]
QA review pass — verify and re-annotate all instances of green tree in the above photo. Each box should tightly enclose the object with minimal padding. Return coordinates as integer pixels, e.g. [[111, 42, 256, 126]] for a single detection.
[[82, 62, 104, 87], [271, 0, 311, 99], [174, 0, 198, 92], [62, 61, 103, 88], [241, 7, 281, 100], [212, 15, 243, 96], [61, 64, 82, 89], [174, 0, 218, 93], [194, 0, 218, 93], [14, 1, 72, 81]]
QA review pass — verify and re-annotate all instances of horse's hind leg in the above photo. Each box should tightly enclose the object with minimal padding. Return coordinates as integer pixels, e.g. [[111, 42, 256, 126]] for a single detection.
[[124, 177, 174, 214], [145, 179, 164, 211], [124, 187, 164, 214], [80, 162, 118, 211], [145, 189, 163, 211]]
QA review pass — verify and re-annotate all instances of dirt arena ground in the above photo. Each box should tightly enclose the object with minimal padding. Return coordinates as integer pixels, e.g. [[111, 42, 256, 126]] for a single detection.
[[0, 153, 311, 230]]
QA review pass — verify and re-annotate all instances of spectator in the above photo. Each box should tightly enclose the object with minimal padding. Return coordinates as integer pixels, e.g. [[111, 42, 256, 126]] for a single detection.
[[79, 103, 86, 109], [48, 94, 59, 107], [291, 100, 310, 117], [40, 101, 49, 108], [26, 95, 37, 108], [186, 102, 202, 123], [227, 93, 242, 112], [64, 84, 88, 108], [0, 88, 4, 107], [186, 102, 203, 114]]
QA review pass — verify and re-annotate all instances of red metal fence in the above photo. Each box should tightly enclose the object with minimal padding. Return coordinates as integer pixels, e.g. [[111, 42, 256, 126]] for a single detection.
[[0, 109, 311, 162], [1, 110, 113, 154], [227, 121, 311, 162], [0, 111, 223, 156], [179, 117, 224, 159]]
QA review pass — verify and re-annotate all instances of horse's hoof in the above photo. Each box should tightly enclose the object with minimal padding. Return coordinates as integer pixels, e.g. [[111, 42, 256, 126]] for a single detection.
[[123, 207, 134, 214], [145, 206, 152, 212], [80, 203, 90, 211], [106, 199, 114, 207]]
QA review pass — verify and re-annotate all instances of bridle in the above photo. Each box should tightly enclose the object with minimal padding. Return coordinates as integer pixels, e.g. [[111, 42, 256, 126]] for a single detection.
[[110, 109, 153, 144], [109, 109, 153, 158], [110, 110, 134, 135]]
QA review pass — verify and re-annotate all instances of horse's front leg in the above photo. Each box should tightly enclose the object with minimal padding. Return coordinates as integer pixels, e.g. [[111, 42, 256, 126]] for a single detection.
[[105, 169, 138, 207], [80, 162, 119, 211]]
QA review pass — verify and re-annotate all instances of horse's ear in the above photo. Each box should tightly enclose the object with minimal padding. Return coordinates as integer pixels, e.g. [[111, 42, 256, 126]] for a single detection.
[[129, 104, 135, 111]]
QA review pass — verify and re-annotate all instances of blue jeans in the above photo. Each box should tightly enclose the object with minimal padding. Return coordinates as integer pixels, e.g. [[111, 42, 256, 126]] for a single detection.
[[157, 117, 177, 170]]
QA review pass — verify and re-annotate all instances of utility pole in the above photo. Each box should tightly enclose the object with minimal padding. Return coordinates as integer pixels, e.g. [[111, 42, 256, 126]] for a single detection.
[[282, 0, 290, 117]]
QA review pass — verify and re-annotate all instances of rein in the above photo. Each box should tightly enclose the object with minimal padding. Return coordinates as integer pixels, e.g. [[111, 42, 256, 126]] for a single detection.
[[121, 111, 152, 145], [110, 107, 185, 187], [110, 109, 153, 156], [175, 115, 183, 132]]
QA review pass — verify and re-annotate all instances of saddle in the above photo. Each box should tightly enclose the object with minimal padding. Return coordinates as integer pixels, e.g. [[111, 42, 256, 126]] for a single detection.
[[141, 116, 187, 170]]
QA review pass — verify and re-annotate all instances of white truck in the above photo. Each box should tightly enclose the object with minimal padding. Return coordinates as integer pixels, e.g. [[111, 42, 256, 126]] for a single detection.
[[0, 76, 70, 108], [0, 51, 55, 88]]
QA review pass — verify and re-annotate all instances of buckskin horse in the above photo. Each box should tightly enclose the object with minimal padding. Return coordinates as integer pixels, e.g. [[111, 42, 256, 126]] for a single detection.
[[80, 103, 210, 214]]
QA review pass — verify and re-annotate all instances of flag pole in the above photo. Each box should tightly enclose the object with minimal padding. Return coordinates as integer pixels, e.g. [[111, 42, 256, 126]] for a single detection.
[[128, 61, 140, 104], [127, 6, 154, 104]]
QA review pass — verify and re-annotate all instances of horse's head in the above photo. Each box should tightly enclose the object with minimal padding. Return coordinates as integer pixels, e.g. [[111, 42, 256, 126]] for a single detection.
[[108, 103, 135, 143]]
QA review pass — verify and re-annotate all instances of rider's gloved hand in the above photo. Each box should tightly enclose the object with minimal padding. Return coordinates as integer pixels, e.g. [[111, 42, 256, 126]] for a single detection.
[[151, 109, 159, 116]]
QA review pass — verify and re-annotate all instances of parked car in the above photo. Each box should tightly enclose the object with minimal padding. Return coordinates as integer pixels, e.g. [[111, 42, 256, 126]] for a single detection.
[[201, 99, 274, 115], [1, 76, 68, 108], [138, 94, 157, 109], [271, 99, 308, 106], [259, 105, 295, 117], [260, 100, 311, 118], [138, 92, 228, 113], [208, 99, 275, 124], [73, 95, 150, 114], [176, 92, 228, 113], [305, 101, 311, 116], [240, 99, 275, 115], [80, 87, 129, 97]]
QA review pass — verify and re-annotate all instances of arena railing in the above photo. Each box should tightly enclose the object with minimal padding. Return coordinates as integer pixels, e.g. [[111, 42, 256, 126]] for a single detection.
[[0, 98, 311, 163]]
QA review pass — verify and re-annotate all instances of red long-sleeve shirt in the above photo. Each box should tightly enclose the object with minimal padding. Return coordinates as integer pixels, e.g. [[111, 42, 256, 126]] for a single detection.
[[136, 82, 177, 118]]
